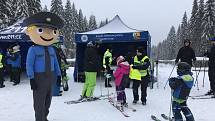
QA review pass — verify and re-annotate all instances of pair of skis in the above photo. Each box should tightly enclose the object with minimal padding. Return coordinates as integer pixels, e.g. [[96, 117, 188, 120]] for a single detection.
[[189, 94, 215, 100], [151, 114, 173, 121], [64, 93, 114, 104], [108, 97, 136, 117]]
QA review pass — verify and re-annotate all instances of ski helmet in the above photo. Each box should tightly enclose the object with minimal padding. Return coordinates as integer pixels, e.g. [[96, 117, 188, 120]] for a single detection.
[[177, 62, 191, 75], [116, 56, 125, 65]]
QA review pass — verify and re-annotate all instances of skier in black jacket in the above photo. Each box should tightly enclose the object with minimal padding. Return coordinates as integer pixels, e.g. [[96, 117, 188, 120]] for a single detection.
[[204, 38, 215, 96], [175, 39, 196, 66], [79, 41, 100, 100]]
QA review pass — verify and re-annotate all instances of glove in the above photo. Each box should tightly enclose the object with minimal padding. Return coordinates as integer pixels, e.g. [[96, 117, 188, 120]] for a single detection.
[[30, 79, 37, 90], [168, 77, 177, 89], [57, 76, 61, 86], [169, 77, 176, 82]]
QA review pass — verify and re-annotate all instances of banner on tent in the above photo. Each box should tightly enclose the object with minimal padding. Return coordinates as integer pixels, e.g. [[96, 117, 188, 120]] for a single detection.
[[0, 33, 64, 43], [0, 33, 30, 42], [75, 31, 149, 43]]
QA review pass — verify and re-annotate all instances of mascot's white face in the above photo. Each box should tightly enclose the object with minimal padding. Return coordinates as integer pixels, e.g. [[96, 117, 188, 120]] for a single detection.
[[25, 26, 59, 46]]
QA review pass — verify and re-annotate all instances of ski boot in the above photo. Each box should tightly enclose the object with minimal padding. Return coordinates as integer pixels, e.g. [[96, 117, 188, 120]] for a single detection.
[[206, 90, 214, 95]]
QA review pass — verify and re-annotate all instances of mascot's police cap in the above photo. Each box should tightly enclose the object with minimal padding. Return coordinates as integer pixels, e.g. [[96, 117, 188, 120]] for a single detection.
[[22, 12, 64, 29]]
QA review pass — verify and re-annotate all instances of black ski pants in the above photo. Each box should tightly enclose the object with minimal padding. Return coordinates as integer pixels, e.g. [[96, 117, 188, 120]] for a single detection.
[[11, 67, 20, 84], [132, 76, 149, 102], [172, 101, 195, 121], [0, 68, 4, 86], [208, 67, 215, 93]]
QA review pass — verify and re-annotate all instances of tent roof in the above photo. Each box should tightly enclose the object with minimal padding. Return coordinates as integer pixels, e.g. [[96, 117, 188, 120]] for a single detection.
[[75, 15, 150, 43], [79, 15, 143, 34], [0, 18, 26, 34]]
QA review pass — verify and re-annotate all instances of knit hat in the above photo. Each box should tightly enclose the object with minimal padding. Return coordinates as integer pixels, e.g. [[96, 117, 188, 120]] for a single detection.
[[116, 56, 125, 65]]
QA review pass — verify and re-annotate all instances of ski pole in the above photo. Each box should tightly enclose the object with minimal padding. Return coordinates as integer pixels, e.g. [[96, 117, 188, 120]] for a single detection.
[[169, 90, 173, 121], [193, 61, 199, 90], [202, 57, 206, 88], [156, 60, 159, 89], [164, 63, 176, 89], [194, 60, 202, 90], [100, 71, 103, 96]]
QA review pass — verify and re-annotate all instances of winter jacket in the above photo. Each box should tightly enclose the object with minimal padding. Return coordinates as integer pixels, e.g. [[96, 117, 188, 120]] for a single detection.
[[132, 55, 150, 77], [169, 74, 194, 103], [6, 52, 12, 65], [113, 61, 130, 86], [84, 46, 100, 72], [205, 45, 215, 68], [0, 53, 3, 68], [26, 45, 61, 79], [10, 52, 21, 68], [175, 46, 196, 66], [103, 49, 112, 69]]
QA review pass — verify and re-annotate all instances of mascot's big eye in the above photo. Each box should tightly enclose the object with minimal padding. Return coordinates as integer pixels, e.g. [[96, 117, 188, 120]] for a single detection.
[[37, 28, 43, 34], [53, 30, 57, 35]]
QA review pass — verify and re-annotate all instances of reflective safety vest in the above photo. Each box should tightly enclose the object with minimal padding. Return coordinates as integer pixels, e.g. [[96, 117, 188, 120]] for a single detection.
[[103, 49, 112, 68], [0, 54, 3, 68], [129, 64, 141, 81], [134, 55, 150, 77]]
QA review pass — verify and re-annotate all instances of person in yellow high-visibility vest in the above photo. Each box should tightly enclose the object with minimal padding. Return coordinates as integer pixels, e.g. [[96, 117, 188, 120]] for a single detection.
[[103, 48, 113, 87], [0, 48, 5, 88], [130, 47, 150, 105]]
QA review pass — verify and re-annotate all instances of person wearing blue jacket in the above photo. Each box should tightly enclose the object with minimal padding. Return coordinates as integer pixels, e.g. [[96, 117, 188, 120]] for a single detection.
[[169, 62, 195, 121], [10, 44, 21, 85], [6, 47, 13, 82], [23, 12, 63, 121]]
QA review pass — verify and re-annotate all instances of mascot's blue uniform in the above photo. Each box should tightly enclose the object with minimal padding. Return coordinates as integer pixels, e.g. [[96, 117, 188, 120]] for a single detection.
[[23, 12, 63, 121]]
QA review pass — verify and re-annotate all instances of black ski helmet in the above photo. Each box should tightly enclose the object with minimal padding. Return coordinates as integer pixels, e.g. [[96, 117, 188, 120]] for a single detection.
[[177, 62, 191, 75]]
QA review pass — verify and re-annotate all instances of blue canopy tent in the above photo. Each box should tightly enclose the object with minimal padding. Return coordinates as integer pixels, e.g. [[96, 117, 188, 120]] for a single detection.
[[0, 18, 64, 70], [74, 15, 151, 82]]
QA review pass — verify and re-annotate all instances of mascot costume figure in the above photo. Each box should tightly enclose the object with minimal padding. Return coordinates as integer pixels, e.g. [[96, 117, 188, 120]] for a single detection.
[[22, 12, 63, 121]]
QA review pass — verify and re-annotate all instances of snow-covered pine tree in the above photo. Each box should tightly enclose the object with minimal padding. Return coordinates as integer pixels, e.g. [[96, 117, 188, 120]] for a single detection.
[[83, 16, 88, 32], [12, 0, 29, 24], [0, 0, 12, 28], [105, 18, 109, 24], [180, 12, 189, 42], [63, 0, 73, 58], [99, 21, 105, 28], [189, 0, 199, 54], [202, 0, 215, 50], [78, 9, 84, 32], [176, 25, 182, 51], [88, 15, 97, 30], [196, 0, 205, 55], [71, 2, 79, 33], [50, 0, 64, 19], [27, 0, 41, 15], [34, 0, 42, 13], [42, 5, 49, 12], [15, 0, 29, 20], [166, 26, 177, 59]]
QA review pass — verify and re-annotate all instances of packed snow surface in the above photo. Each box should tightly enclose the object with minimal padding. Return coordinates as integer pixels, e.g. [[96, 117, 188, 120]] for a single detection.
[[0, 63, 214, 121]]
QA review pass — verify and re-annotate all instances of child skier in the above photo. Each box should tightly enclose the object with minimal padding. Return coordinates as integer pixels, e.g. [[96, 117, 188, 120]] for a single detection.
[[113, 56, 130, 107], [169, 62, 195, 121]]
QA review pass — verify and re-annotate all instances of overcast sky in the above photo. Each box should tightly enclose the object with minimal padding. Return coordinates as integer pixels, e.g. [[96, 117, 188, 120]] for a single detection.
[[41, 0, 194, 45]]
